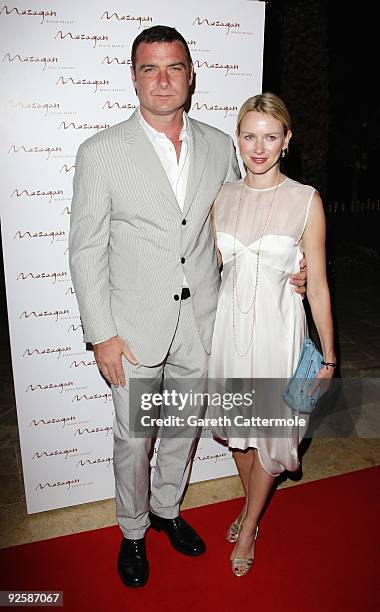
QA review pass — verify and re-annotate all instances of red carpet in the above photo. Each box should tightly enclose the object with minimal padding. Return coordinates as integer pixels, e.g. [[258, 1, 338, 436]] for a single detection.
[[1, 467, 379, 612]]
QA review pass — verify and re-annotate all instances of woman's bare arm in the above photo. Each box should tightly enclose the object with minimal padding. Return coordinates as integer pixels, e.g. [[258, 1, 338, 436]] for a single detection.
[[302, 192, 336, 374]]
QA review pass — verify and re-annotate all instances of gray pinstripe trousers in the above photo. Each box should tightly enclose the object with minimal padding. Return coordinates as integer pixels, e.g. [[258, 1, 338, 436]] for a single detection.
[[112, 298, 208, 540]]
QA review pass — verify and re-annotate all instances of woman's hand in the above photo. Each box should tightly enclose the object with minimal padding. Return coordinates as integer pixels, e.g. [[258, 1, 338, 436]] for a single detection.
[[309, 363, 335, 398]]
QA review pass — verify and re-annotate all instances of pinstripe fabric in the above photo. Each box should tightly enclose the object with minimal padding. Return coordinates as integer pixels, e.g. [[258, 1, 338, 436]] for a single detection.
[[69, 110, 240, 366], [112, 298, 208, 538]]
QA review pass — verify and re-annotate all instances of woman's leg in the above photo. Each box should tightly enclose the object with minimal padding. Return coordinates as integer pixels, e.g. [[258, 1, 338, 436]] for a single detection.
[[231, 448, 275, 565], [230, 448, 254, 522], [232, 448, 254, 496]]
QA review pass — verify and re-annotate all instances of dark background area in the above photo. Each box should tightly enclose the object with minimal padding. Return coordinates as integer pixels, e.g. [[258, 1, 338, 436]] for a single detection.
[[262, 0, 379, 297], [263, 0, 379, 207]]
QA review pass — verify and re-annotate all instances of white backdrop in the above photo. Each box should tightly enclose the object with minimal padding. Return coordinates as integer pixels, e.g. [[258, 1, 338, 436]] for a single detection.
[[0, 0, 265, 513]]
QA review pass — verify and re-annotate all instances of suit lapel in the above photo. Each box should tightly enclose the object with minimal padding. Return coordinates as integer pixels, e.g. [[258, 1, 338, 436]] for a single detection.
[[183, 118, 209, 217], [123, 111, 180, 213]]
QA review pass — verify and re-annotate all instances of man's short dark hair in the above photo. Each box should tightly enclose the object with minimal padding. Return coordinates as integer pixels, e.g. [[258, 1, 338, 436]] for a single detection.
[[131, 25, 192, 69]]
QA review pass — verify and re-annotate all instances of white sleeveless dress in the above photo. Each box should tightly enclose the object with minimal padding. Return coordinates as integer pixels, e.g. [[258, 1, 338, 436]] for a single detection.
[[208, 177, 315, 476]]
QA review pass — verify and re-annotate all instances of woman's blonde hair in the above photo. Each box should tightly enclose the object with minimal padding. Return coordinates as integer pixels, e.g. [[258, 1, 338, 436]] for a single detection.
[[237, 92, 291, 136]]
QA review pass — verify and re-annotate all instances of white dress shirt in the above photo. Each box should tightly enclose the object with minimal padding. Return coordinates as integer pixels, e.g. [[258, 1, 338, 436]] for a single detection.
[[93, 110, 190, 344], [139, 109, 190, 213]]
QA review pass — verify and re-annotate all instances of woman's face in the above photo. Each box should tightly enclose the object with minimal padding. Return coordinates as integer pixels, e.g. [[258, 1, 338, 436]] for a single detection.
[[238, 110, 291, 176]]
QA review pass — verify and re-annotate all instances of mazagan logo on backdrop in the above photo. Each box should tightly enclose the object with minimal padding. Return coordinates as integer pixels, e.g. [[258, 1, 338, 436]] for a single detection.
[[23, 345, 71, 358], [192, 17, 240, 35], [2, 53, 58, 70], [193, 59, 239, 76], [103, 101, 137, 111], [59, 121, 109, 131], [33, 447, 78, 460], [30, 415, 76, 428], [14, 229, 65, 243], [192, 102, 238, 118], [17, 271, 68, 284], [70, 359, 96, 368], [101, 11, 152, 28], [20, 308, 70, 322], [74, 425, 113, 437], [60, 164, 75, 173], [102, 56, 132, 66], [36, 478, 81, 492], [67, 322, 83, 332], [56, 76, 109, 93], [193, 451, 228, 464], [26, 380, 74, 394], [72, 392, 113, 404], [55, 31, 109, 48], [11, 187, 63, 202], [76, 456, 113, 468], [8, 144, 62, 159], [9, 100, 60, 116], [0, 5, 57, 23]]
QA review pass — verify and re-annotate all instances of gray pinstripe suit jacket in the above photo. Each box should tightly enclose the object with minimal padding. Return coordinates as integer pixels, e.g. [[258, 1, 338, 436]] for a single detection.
[[69, 110, 240, 366]]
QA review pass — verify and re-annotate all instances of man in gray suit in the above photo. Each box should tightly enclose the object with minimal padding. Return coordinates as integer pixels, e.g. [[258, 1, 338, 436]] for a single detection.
[[70, 25, 240, 587], [70, 25, 304, 588]]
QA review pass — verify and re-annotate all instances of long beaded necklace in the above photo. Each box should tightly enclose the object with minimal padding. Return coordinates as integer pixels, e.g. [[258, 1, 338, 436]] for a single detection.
[[232, 175, 280, 357]]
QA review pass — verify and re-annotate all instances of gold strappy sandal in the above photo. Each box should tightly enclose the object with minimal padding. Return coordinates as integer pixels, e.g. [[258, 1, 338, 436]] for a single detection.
[[226, 514, 244, 543], [226, 504, 247, 543], [230, 525, 259, 577]]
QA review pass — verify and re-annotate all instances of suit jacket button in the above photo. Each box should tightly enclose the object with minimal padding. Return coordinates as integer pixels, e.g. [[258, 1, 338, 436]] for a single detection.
[[181, 257, 185, 264], [174, 294, 180, 301], [182, 219, 187, 225]]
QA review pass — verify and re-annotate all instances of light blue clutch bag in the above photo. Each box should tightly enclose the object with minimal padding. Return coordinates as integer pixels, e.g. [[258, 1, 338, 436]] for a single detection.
[[283, 338, 324, 414]]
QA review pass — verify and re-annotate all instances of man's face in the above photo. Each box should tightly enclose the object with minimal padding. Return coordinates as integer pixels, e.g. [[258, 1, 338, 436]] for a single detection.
[[131, 40, 193, 118]]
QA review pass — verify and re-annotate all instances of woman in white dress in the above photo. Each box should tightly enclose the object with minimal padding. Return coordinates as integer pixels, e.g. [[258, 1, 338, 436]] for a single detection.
[[208, 93, 336, 576]]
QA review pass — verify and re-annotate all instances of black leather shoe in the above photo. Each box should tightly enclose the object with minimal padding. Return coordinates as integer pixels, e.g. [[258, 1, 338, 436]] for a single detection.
[[149, 512, 206, 556], [117, 537, 149, 588]]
